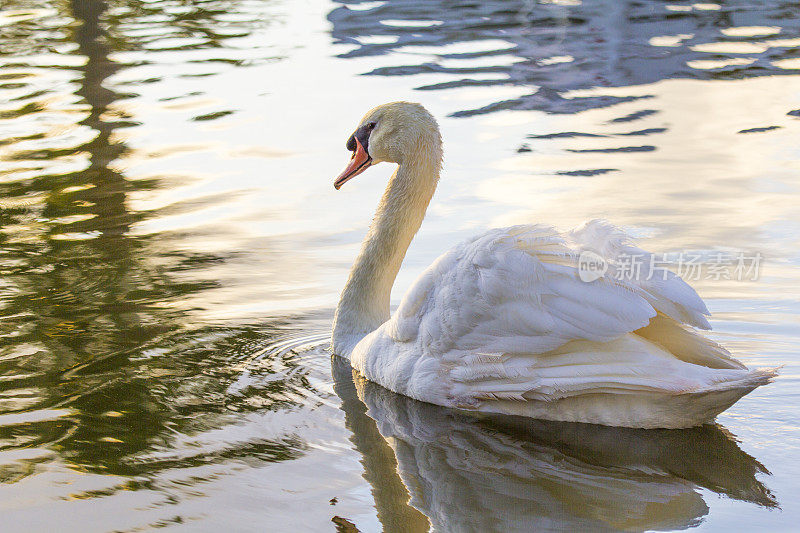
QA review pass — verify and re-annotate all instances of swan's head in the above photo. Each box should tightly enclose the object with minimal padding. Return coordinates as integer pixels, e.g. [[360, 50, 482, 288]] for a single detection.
[[334, 101, 441, 189]]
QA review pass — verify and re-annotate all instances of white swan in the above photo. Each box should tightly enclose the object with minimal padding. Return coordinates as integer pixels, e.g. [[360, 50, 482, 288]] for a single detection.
[[331, 101, 775, 429]]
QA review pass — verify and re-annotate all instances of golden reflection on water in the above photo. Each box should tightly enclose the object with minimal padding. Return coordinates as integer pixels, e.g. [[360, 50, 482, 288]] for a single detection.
[[487, 76, 799, 248], [1, 0, 799, 531]]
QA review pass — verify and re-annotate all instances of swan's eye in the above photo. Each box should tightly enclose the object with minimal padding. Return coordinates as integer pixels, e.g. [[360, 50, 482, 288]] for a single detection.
[[367, 122, 376, 130]]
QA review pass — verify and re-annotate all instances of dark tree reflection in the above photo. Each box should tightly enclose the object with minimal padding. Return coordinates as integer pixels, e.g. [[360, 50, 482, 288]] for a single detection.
[[0, 0, 309, 477]]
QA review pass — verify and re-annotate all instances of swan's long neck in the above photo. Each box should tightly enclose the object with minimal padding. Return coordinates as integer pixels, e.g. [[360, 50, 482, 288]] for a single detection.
[[332, 145, 440, 356]]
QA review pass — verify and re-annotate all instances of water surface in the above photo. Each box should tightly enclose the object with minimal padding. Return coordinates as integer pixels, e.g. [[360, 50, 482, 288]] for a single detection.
[[1, 0, 799, 531]]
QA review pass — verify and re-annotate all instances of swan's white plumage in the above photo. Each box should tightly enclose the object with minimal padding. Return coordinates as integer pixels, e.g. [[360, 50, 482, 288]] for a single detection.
[[333, 102, 775, 429], [347, 222, 774, 427]]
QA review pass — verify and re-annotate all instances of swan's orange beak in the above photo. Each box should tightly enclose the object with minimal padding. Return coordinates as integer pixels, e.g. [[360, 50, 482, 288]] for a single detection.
[[334, 137, 372, 190]]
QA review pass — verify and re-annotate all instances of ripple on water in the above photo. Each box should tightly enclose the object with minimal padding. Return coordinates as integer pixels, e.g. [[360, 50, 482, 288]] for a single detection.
[[330, 0, 800, 116]]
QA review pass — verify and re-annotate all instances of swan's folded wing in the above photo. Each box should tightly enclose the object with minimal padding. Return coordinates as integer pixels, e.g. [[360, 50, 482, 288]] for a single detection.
[[375, 223, 763, 413], [383, 223, 746, 407], [385, 224, 659, 360], [569, 219, 711, 329]]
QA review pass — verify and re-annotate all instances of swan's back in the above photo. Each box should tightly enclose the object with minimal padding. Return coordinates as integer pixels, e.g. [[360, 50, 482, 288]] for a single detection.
[[349, 220, 775, 428]]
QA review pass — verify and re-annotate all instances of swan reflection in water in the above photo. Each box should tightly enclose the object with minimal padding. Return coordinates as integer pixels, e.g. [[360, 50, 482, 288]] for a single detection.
[[331, 357, 776, 532]]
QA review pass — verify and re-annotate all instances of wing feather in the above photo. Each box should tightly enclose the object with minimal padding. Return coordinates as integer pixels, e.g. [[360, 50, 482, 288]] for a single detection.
[[569, 220, 711, 329], [388, 224, 660, 353]]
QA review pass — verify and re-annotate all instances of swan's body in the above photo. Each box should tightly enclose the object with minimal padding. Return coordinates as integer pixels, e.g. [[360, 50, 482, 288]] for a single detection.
[[331, 102, 775, 429]]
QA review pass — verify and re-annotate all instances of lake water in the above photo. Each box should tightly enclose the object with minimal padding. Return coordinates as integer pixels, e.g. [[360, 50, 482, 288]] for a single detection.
[[1, 0, 799, 531]]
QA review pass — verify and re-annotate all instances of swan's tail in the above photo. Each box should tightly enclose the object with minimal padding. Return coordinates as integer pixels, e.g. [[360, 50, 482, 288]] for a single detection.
[[474, 364, 779, 429], [698, 366, 778, 393], [676, 366, 779, 424]]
